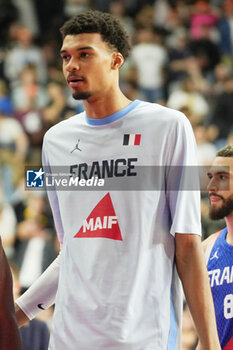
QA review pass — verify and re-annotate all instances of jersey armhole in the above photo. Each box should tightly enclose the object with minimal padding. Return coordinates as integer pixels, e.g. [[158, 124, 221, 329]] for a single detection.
[[204, 231, 221, 263]]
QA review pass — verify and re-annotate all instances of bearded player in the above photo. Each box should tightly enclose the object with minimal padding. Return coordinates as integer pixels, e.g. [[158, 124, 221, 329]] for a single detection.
[[203, 144, 233, 350]]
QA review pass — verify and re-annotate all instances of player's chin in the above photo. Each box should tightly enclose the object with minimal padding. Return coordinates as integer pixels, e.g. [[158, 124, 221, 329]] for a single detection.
[[209, 207, 223, 220], [72, 91, 92, 100], [210, 202, 222, 212]]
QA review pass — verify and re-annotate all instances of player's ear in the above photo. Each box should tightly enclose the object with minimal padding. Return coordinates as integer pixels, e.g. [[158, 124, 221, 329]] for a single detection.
[[111, 52, 124, 70]]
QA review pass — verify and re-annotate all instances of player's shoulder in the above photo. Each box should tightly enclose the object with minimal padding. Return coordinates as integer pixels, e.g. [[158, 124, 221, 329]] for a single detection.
[[137, 100, 187, 122], [44, 112, 85, 141], [136, 101, 191, 134], [202, 230, 222, 254]]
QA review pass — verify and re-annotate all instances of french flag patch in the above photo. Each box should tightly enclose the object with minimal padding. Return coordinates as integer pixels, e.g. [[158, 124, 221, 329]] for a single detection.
[[123, 134, 141, 146]]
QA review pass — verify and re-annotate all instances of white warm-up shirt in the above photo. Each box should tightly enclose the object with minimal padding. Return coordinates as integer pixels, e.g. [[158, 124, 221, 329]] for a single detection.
[[130, 44, 167, 89], [18, 100, 201, 350]]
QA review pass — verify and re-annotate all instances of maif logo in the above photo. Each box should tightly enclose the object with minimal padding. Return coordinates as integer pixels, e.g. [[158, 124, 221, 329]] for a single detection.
[[74, 193, 122, 240], [26, 168, 44, 188]]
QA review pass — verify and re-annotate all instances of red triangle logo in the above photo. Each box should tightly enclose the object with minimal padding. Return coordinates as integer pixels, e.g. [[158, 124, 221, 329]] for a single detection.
[[74, 193, 122, 240], [224, 337, 233, 350]]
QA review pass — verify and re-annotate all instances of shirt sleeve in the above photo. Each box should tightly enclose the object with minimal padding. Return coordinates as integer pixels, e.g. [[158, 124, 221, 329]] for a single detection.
[[166, 113, 202, 236], [15, 252, 61, 320]]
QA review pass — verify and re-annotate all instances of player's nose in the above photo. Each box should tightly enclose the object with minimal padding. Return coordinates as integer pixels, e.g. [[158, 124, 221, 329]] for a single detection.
[[207, 177, 218, 192], [66, 58, 80, 72]]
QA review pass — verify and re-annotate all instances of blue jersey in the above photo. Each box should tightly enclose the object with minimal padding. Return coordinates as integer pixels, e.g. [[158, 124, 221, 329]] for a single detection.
[[207, 227, 233, 350]]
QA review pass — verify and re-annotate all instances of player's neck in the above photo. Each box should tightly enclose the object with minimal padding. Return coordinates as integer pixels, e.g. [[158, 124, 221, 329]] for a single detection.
[[225, 215, 233, 245], [83, 90, 132, 119]]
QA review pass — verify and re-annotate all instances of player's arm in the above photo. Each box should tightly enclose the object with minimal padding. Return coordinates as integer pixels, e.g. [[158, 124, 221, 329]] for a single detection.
[[194, 232, 221, 350], [15, 252, 61, 327], [15, 136, 65, 327], [175, 233, 221, 350], [15, 135, 64, 327], [0, 236, 22, 350]]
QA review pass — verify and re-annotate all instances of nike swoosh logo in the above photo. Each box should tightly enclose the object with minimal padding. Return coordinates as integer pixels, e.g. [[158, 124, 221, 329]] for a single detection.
[[37, 303, 45, 310]]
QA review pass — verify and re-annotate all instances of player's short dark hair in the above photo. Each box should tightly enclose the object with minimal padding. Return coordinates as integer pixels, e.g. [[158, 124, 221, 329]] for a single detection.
[[216, 144, 233, 157], [60, 10, 131, 60]]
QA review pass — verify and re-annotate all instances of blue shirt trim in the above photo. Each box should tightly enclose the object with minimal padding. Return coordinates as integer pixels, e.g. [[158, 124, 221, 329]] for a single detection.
[[167, 288, 177, 350], [85, 100, 141, 126]]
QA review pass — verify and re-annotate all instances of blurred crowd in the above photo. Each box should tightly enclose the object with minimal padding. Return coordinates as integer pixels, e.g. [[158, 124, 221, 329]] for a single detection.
[[0, 0, 232, 348]]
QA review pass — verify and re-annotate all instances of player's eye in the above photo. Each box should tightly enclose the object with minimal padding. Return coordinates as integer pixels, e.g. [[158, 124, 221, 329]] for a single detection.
[[61, 54, 70, 61], [80, 52, 90, 58]]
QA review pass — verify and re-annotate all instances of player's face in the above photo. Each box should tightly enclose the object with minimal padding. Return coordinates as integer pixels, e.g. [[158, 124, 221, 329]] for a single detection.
[[207, 157, 233, 220], [60, 33, 120, 100]]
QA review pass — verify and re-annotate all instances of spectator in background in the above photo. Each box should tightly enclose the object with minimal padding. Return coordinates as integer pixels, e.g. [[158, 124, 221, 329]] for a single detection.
[[227, 126, 233, 145], [129, 25, 167, 102], [121, 80, 145, 102], [34, 0, 64, 43], [42, 80, 75, 127], [14, 194, 57, 293], [188, 22, 221, 82], [64, 0, 90, 17], [133, 4, 156, 29], [153, 0, 170, 28], [0, 79, 13, 115], [189, 0, 220, 41], [109, 1, 135, 38], [210, 72, 233, 148], [163, 3, 187, 33], [0, 182, 17, 259], [4, 26, 47, 87], [11, 63, 49, 113], [167, 73, 210, 126], [193, 124, 217, 166], [212, 62, 232, 95], [165, 27, 192, 94], [11, 64, 49, 164], [0, 0, 19, 49], [217, 0, 233, 57], [0, 108, 28, 203], [41, 36, 64, 84], [11, 0, 40, 37]]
